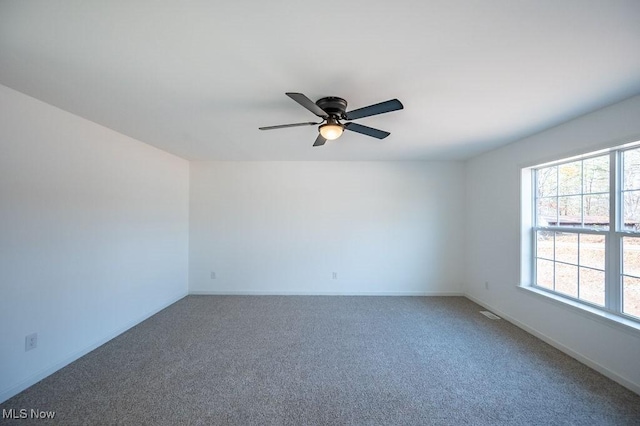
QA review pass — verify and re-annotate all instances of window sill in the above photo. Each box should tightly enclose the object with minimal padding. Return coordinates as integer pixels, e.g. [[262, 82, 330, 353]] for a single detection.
[[517, 285, 640, 338]]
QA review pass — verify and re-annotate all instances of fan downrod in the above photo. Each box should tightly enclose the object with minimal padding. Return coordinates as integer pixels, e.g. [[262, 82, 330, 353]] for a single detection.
[[315, 97, 348, 119]]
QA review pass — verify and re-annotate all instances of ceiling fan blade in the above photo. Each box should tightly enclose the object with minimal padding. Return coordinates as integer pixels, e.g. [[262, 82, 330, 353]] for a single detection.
[[344, 122, 390, 139], [313, 134, 327, 146], [286, 93, 328, 118], [259, 122, 320, 130], [345, 99, 403, 120]]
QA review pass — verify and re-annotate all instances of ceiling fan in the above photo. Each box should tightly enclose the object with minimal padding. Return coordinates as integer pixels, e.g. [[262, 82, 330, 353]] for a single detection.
[[259, 93, 404, 146]]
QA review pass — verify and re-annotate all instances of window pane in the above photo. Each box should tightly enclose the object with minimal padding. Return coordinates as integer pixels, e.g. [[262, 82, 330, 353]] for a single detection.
[[558, 161, 582, 196], [536, 259, 554, 289], [622, 190, 640, 231], [555, 232, 578, 264], [583, 194, 609, 229], [583, 155, 609, 194], [537, 198, 557, 226], [558, 195, 581, 225], [536, 231, 554, 260], [623, 147, 640, 191], [579, 234, 605, 270], [623, 237, 640, 278], [537, 166, 558, 197], [555, 263, 578, 298], [623, 276, 640, 318], [579, 267, 605, 306]]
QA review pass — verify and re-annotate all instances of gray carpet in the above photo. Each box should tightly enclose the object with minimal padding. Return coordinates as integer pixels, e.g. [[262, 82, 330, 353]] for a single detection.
[[1, 296, 639, 425]]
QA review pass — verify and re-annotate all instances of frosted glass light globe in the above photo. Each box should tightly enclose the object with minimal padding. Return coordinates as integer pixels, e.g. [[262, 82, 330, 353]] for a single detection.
[[319, 123, 344, 140]]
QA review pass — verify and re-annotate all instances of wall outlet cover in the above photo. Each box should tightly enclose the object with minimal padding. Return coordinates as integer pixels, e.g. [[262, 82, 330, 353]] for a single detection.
[[25, 333, 38, 351]]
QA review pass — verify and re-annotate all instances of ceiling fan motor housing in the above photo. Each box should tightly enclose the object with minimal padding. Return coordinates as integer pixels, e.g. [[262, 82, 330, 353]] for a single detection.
[[316, 97, 348, 119]]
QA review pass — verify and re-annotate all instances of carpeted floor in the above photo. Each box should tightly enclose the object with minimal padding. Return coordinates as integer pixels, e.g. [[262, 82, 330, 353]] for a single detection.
[[1, 296, 639, 425]]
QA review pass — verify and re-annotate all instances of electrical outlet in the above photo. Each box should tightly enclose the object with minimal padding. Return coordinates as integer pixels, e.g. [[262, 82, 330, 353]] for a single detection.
[[210, 271, 216, 279], [332, 272, 338, 280], [484, 281, 489, 290], [25, 333, 37, 351]]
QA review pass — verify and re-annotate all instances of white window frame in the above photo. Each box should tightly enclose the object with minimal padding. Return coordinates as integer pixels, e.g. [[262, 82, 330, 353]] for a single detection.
[[520, 141, 640, 331]]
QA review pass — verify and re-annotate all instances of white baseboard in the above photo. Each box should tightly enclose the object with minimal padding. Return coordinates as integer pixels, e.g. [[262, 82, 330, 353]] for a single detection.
[[0, 291, 187, 404], [189, 290, 463, 296], [464, 294, 640, 396]]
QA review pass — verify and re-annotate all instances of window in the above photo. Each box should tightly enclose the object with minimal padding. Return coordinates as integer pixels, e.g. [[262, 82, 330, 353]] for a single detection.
[[527, 144, 640, 322]]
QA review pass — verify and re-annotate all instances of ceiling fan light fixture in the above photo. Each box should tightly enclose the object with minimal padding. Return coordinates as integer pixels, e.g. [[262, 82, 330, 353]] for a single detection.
[[259, 93, 403, 146], [319, 122, 344, 140]]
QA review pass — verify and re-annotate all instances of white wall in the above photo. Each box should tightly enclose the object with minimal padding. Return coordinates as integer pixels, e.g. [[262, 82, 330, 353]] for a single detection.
[[465, 95, 640, 393], [190, 161, 464, 295], [0, 84, 190, 402]]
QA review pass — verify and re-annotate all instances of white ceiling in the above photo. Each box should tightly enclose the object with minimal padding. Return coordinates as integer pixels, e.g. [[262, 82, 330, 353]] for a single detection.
[[1, 1, 639, 161]]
